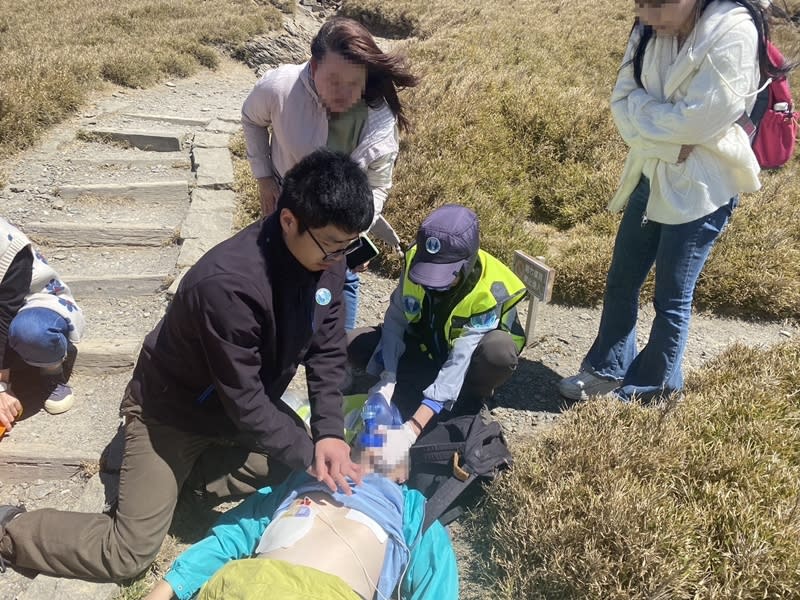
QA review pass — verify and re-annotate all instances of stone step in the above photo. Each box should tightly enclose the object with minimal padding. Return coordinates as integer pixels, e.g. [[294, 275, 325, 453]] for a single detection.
[[79, 127, 186, 152], [74, 338, 141, 373], [44, 245, 181, 279], [0, 442, 99, 483], [78, 295, 166, 341], [56, 180, 190, 202], [29, 196, 188, 231], [192, 146, 234, 189], [63, 273, 171, 297], [25, 222, 178, 247], [120, 112, 211, 127]]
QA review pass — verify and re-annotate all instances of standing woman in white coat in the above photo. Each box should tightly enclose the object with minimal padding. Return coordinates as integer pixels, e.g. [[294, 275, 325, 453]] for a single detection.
[[242, 17, 419, 331], [559, 0, 784, 402]]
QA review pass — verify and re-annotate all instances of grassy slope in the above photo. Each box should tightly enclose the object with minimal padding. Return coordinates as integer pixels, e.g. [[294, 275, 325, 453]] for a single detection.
[[472, 339, 800, 599], [0, 0, 285, 158], [339, 0, 800, 319]]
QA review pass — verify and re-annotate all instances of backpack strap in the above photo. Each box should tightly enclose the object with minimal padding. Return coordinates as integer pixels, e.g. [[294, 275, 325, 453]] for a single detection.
[[421, 452, 479, 532]]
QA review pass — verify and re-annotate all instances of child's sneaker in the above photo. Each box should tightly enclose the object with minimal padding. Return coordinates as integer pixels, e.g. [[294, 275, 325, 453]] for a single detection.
[[558, 371, 620, 401], [44, 381, 75, 415]]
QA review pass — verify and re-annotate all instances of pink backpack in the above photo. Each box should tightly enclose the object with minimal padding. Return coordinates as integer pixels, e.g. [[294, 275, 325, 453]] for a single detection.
[[748, 41, 798, 169]]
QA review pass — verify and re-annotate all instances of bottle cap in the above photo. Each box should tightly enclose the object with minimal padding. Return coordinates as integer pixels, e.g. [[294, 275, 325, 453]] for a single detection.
[[359, 432, 385, 448]]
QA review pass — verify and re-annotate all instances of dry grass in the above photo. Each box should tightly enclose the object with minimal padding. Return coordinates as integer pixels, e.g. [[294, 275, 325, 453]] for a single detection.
[[471, 339, 800, 599], [336, 0, 800, 319], [0, 0, 284, 158]]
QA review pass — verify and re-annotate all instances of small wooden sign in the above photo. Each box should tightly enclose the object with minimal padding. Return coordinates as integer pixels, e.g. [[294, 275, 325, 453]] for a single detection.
[[513, 251, 554, 303], [512, 250, 556, 347]]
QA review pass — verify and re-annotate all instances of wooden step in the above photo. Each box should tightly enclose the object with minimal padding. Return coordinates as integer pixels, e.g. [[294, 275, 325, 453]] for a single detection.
[[79, 127, 184, 152], [57, 180, 189, 203], [25, 222, 178, 247], [74, 338, 141, 373], [0, 442, 98, 483], [61, 273, 171, 297]]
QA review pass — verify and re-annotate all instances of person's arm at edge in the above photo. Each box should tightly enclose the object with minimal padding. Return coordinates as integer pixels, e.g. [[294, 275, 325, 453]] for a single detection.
[[365, 152, 396, 225], [0, 249, 32, 430], [409, 326, 487, 432], [367, 278, 408, 377], [241, 72, 278, 180]]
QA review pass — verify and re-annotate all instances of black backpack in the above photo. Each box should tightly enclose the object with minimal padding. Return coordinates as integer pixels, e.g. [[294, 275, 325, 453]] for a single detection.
[[407, 409, 513, 532]]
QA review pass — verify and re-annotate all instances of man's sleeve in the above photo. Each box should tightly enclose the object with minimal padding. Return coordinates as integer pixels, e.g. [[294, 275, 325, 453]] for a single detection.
[[191, 275, 314, 470], [164, 479, 297, 600], [241, 72, 278, 180], [304, 282, 347, 442], [421, 327, 486, 409], [367, 281, 408, 376], [0, 249, 33, 369]]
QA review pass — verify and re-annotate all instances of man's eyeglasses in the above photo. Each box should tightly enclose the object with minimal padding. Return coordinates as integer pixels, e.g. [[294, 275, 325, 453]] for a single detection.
[[307, 229, 363, 262]]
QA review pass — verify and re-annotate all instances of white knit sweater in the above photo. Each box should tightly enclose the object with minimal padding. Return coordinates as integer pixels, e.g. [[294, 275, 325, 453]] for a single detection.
[[0, 218, 85, 343], [609, 0, 761, 224]]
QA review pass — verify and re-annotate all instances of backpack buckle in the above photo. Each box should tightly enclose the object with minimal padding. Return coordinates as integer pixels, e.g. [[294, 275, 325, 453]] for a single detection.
[[452, 451, 470, 482]]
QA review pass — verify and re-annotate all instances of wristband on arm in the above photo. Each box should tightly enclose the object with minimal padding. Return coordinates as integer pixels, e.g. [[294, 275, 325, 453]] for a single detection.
[[421, 397, 444, 415]]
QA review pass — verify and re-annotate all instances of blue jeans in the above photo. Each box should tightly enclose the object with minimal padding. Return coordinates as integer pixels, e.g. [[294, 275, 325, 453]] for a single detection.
[[343, 269, 360, 331], [583, 177, 736, 402], [8, 307, 70, 368]]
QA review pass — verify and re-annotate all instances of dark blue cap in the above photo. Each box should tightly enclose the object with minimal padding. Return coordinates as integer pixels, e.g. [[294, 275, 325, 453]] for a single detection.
[[410, 204, 480, 289]]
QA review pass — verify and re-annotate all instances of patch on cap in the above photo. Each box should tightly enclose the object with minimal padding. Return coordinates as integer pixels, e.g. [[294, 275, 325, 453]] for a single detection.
[[315, 287, 332, 306], [425, 236, 442, 255]]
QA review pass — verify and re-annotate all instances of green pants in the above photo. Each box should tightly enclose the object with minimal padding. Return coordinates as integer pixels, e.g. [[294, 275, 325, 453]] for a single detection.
[[0, 397, 286, 581]]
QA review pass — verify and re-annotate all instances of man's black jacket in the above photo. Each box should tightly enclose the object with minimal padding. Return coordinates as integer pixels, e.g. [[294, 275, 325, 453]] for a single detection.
[[127, 216, 347, 470]]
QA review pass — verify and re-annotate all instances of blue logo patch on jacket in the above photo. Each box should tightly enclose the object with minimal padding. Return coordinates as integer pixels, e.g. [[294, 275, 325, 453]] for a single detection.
[[403, 295, 421, 315]]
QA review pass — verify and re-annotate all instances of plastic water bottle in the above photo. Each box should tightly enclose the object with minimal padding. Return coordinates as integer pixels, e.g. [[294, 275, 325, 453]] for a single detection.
[[358, 392, 402, 449]]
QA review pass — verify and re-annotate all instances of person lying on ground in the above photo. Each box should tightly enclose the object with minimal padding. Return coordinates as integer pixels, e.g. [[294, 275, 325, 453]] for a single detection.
[[347, 204, 528, 463], [0, 217, 85, 428], [144, 468, 458, 600], [0, 150, 373, 582]]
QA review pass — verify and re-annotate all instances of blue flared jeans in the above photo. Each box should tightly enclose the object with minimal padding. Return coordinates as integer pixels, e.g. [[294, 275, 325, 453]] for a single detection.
[[583, 177, 736, 402]]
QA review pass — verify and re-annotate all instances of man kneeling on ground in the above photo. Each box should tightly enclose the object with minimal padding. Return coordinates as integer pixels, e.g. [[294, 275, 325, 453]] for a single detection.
[[0, 150, 373, 581], [348, 204, 528, 461]]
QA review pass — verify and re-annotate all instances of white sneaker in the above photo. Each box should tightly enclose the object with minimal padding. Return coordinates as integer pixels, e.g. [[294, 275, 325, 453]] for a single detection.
[[558, 371, 620, 401]]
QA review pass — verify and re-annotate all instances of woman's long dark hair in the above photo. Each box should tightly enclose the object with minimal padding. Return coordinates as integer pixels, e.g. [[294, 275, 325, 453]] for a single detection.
[[311, 17, 420, 132], [630, 0, 789, 88]]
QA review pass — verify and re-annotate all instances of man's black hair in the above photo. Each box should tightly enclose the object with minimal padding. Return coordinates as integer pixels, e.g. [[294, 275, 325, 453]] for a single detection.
[[277, 149, 374, 234]]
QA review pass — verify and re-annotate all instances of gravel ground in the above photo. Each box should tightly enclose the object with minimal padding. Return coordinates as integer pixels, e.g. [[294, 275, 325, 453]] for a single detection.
[[0, 9, 797, 596]]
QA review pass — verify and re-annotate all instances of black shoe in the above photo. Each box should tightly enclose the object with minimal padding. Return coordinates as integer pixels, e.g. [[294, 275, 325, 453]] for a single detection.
[[0, 504, 25, 573]]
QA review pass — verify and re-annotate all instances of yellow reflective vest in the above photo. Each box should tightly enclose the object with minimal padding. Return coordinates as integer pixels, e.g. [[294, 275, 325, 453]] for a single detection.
[[401, 246, 528, 352]]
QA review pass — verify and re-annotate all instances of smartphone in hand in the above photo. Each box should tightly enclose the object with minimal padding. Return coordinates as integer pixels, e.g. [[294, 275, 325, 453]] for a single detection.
[[346, 235, 380, 270]]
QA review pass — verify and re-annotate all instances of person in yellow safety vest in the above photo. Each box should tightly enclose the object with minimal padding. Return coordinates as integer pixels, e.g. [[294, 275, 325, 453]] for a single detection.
[[347, 204, 528, 459]]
